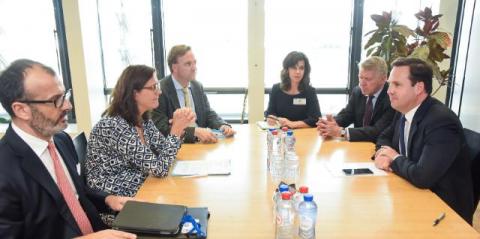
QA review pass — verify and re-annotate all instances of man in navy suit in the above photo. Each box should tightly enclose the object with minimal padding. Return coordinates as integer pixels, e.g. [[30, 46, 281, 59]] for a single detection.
[[152, 45, 235, 143], [0, 59, 136, 238], [317, 56, 395, 142], [374, 57, 474, 223]]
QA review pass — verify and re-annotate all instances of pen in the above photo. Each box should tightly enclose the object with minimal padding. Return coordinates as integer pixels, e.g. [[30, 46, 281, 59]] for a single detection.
[[266, 115, 279, 121], [432, 212, 445, 226], [181, 174, 209, 178]]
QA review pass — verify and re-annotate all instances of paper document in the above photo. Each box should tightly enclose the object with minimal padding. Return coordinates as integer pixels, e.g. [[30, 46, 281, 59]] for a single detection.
[[256, 121, 279, 130], [172, 158, 231, 176], [325, 162, 388, 177]]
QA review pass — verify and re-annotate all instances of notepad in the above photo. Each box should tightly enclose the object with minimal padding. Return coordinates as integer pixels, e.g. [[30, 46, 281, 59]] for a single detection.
[[171, 158, 231, 176], [256, 121, 279, 130]]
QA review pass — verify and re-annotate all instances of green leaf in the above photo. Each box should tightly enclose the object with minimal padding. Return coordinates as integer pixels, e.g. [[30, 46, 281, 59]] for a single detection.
[[429, 32, 452, 49], [409, 46, 430, 60], [364, 29, 377, 36], [0, 117, 10, 124], [364, 32, 382, 49], [393, 25, 415, 38]]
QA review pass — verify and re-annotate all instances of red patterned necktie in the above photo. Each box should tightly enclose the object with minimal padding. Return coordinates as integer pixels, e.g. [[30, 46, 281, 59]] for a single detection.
[[362, 95, 374, 127], [47, 141, 94, 235]]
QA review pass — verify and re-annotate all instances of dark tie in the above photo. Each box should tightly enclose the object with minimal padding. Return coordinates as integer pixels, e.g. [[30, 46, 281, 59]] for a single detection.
[[398, 115, 406, 155], [362, 95, 374, 127]]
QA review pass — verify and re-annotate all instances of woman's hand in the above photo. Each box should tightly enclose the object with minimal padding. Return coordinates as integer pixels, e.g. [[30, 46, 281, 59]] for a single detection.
[[170, 108, 196, 137]]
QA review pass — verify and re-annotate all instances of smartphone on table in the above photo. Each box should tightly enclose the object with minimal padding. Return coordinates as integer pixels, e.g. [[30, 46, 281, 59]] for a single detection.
[[342, 168, 373, 175]]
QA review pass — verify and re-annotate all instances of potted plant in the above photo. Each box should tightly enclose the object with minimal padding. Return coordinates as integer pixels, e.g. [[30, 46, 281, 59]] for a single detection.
[[364, 7, 452, 95]]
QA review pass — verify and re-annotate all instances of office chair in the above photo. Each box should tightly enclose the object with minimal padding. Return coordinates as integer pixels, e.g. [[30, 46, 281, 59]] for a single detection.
[[464, 128, 480, 207], [72, 132, 88, 183]]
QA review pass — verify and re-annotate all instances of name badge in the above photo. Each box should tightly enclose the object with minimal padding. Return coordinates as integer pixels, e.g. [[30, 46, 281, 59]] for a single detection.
[[293, 98, 306, 105]]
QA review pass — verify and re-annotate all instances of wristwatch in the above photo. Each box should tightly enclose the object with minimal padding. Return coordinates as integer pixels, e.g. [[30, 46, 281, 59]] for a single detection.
[[340, 128, 346, 138]]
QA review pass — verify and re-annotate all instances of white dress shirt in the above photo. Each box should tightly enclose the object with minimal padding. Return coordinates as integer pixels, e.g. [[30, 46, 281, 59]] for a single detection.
[[12, 122, 78, 197]]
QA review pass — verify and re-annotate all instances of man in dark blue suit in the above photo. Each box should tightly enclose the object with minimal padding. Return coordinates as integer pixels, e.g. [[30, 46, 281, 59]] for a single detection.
[[317, 56, 395, 142], [0, 59, 136, 238], [374, 57, 474, 223]]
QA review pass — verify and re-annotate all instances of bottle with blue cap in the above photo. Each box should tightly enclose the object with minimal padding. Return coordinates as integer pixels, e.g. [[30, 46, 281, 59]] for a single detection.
[[273, 184, 290, 223], [297, 194, 317, 239], [284, 130, 296, 153]]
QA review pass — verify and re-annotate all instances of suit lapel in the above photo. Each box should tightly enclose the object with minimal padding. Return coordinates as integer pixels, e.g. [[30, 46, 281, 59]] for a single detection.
[[165, 76, 181, 109], [5, 127, 82, 234], [391, 112, 402, 152], [406, 97, 435, 156], [372, 83, 389, 118], [54, 135, 84, 198], [190, 80, 203, 125]]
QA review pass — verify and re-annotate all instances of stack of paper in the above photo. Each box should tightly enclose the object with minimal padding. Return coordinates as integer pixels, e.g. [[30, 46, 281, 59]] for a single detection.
[[171, 158, 231, 177]]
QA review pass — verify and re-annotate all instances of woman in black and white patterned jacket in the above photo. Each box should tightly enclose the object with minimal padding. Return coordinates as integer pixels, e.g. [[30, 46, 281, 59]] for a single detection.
[[85, 65, 196, 225]]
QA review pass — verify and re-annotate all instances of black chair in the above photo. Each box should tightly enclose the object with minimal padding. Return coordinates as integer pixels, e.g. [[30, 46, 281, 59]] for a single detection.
[[72, 132, 87, 182], [464, 128, 480, 207]]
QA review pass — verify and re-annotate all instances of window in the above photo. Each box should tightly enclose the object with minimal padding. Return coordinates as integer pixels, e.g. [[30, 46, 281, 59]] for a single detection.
[[160, 0, 248, 121], [362, 0, 441, 59], [96, 0, 153, 88], [264, 0, 353, 115], [162, 0, 248, 88], [0, 0, 70, 122], [265, 0, 353, 89]]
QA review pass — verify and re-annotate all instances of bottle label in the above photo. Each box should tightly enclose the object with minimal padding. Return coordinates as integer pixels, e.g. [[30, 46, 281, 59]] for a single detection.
[[299, 216, 314, 230]]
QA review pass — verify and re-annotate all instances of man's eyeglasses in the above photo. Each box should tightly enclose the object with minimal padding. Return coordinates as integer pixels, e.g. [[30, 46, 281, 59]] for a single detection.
[[19, 89, 72, 108], [143, 82, 161, 92]]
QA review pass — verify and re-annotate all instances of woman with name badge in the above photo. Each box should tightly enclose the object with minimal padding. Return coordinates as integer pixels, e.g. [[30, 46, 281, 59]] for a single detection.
[[265, 51, 321, 128]]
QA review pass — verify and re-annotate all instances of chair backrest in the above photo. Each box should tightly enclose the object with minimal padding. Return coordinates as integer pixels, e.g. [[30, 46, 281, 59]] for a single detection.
[[464, 128, 480, 207], [72, 132, 87, 182]]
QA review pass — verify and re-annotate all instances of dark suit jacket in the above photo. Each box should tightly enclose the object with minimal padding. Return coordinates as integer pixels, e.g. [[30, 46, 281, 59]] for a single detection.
[[0, 126, 107, 239], [335, 84, 395, 142], [376, 97, 474, 223], [152, 75, 228, 143]]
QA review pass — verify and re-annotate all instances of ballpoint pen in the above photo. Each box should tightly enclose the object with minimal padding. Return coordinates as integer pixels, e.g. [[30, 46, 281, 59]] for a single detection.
[[266, 115, 279, 121], [432, 212, 445, 226]]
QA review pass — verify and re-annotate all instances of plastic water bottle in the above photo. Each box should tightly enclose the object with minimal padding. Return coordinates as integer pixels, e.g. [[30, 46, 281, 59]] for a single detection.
[[284, 130, 296, 153], [297, 194, 317, 239], [272, 184, 290, 223], [271, 130, 282, 155], [276, 192, 295, 239], [293, 186, 309, 211], [273, 184, 290, 204], [270, 153, 284, 184], [266, 128, 275, 170], [280, 127, 288, 153], [283, 152, 299, 186]]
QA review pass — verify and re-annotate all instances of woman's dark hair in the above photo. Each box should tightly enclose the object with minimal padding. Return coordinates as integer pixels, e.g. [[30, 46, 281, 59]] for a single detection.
[[104, 65, 156, 126], [391, 57, 433, 95], [280, 51, 311, 92]]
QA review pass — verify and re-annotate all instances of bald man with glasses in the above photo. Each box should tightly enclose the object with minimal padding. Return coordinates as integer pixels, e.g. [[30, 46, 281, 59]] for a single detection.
[[0, 59, 136, 239]]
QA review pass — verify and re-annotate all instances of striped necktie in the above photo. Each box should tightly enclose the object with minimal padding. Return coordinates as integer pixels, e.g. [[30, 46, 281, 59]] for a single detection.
[[362, 95, 374, 127], [182, 87, 192, 108]]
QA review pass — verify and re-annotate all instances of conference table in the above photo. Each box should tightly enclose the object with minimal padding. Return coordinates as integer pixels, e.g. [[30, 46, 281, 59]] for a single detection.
[[135, 124, 479, 238]]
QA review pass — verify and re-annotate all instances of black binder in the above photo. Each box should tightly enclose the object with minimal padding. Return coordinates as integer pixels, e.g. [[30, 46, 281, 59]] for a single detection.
[[135, 207, 209, 239], [113, 201, 209, 239], [112, 201, 187, 236]]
